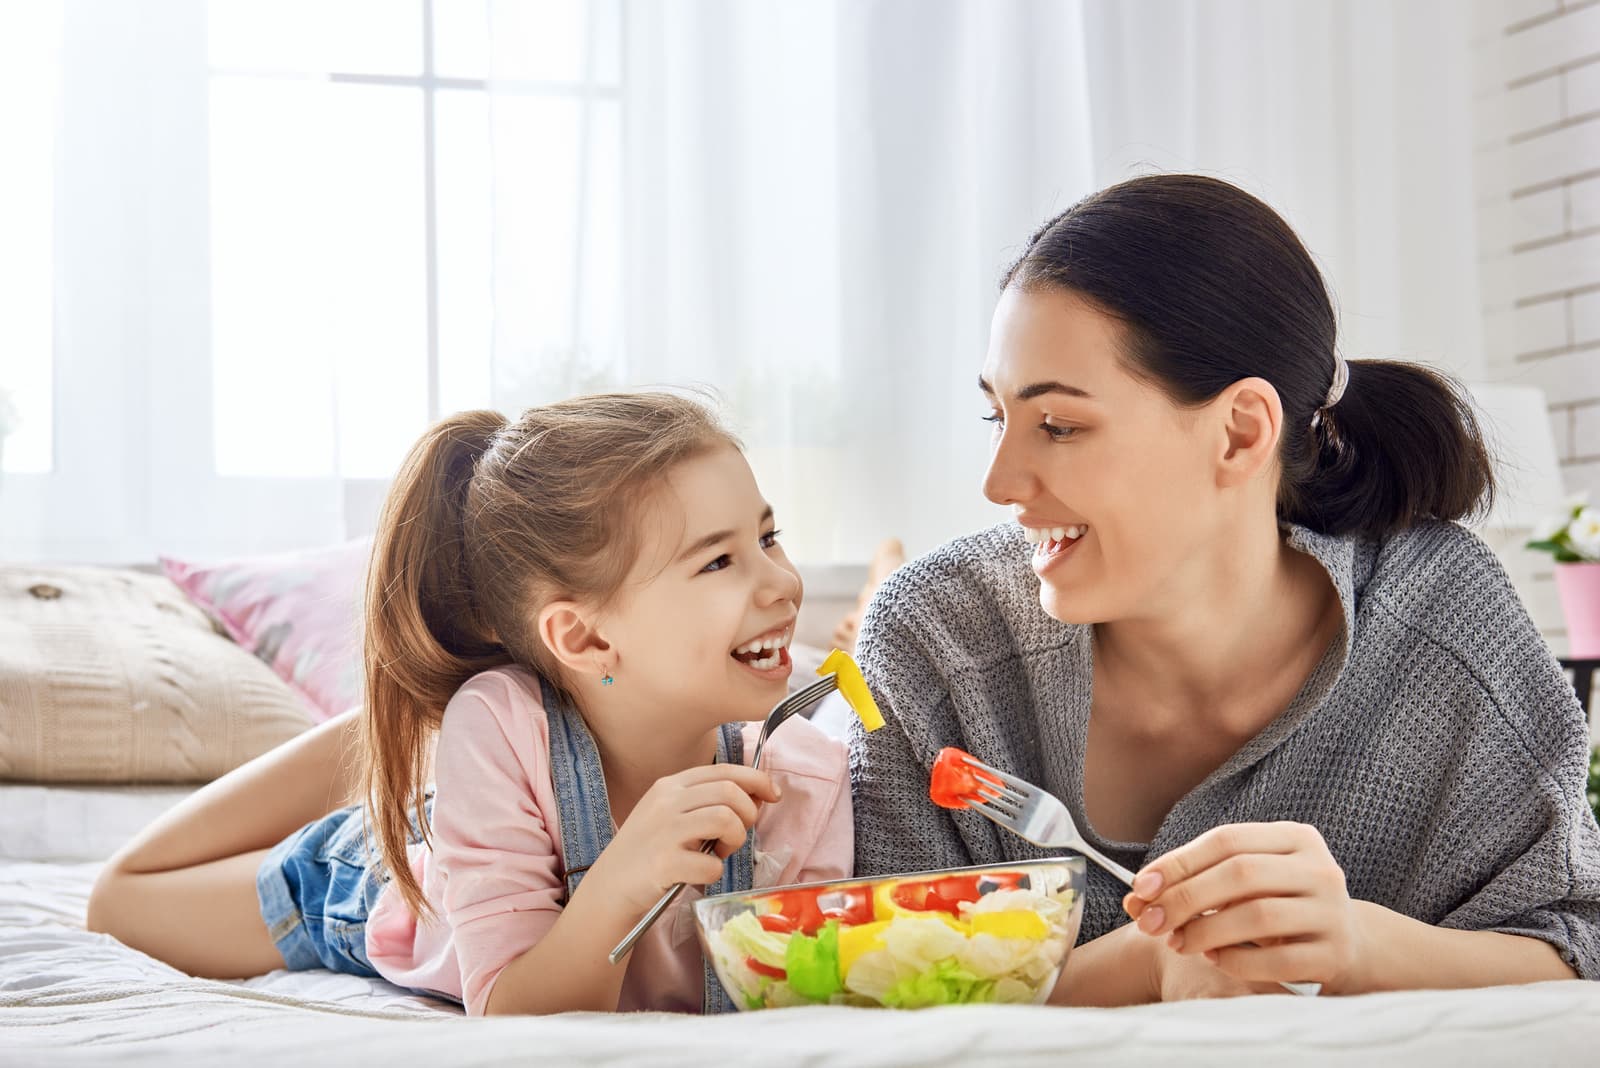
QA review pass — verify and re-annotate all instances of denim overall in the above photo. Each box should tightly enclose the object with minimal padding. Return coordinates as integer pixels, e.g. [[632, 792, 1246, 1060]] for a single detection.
[[540, 677, 753, 1014]]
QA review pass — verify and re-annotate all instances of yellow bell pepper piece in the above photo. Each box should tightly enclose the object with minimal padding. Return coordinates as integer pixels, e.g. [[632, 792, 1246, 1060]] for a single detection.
[[872, 882, 970, 932], [969, 910, 1049, 941], [819, 648, 884, 731], [838, 920, 891, 975]]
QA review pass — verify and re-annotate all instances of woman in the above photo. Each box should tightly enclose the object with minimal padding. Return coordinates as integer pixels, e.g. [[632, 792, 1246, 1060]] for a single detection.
[[849, 174, 1600, 1002]]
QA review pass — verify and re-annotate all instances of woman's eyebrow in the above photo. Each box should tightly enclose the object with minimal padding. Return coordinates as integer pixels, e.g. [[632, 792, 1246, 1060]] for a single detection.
[[978, 375, 1094, 401]]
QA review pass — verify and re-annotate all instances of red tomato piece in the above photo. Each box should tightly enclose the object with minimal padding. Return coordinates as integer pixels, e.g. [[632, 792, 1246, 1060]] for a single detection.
[[747, 957, 787, 980], [929, 747, 999, 809], [758, 912, 798, 934]]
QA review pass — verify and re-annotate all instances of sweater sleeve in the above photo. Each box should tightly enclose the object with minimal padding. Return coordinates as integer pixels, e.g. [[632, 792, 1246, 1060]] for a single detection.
[[1370, 531, 1600, 979], [848, 547, 1012, 879], [1432, 636, 1600, 977]]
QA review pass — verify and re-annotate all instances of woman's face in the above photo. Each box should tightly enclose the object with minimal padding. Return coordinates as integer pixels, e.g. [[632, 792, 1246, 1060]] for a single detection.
[[980, 285, 1236, 626]]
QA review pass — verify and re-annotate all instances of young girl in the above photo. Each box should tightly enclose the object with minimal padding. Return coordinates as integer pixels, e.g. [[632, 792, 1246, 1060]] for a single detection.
[[86, 392, 852, 1016]]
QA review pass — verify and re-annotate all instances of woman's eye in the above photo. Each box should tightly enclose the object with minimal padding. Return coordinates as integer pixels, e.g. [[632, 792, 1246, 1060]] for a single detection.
[[1042, 423, 1079, 441], [981, 413, 1004, 428], [760, 529, 782, 549], [701, 554, 732, 574]]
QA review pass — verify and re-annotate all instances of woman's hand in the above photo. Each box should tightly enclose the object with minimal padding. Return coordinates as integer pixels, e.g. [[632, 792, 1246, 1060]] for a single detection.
[[592, 764, 781, 917], [1124, 821, 1367, 994]]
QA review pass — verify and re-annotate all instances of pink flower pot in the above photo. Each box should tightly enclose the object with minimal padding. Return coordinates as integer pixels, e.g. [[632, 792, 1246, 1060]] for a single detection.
[[1556, 562, 1600, 657]]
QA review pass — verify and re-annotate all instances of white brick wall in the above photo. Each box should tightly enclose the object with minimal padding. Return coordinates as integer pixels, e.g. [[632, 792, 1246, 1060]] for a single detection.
[[1477, 0, 1600, 652]]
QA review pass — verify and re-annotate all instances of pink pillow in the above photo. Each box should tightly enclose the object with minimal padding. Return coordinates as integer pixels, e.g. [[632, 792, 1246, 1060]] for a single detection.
[[160, 539, 369, 723]]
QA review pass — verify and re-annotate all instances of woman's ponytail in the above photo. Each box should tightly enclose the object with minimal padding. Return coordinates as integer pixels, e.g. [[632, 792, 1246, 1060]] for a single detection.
[[1280, 360, 1495, 539], [362, 410, 514, 919]]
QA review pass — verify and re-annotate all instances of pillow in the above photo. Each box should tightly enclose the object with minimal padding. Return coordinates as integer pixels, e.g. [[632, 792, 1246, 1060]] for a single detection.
[[0, 566, 313, 783], [160, 540, 369, 723]]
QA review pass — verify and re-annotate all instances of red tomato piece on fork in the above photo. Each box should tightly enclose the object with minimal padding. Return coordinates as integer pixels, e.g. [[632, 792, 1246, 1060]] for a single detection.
[[929, 746, 1002, 809]]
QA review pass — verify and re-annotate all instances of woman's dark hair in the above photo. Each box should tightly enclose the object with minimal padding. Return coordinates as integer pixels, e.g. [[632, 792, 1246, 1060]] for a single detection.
[[1001, 174, 1493, 541]]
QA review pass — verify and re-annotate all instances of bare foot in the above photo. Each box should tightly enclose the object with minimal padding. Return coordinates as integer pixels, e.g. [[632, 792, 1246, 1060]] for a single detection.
[[832, 538, 906, 652]]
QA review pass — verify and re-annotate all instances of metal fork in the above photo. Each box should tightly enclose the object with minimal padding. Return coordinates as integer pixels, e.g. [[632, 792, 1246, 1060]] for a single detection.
[[956, 752, 1322, 998], [607, 674, 840, 964]]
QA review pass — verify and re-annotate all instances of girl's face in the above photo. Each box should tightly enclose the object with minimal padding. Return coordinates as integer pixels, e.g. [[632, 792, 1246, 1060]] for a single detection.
[[980, 286, 1237, 626], [602, 445, 803, 725]]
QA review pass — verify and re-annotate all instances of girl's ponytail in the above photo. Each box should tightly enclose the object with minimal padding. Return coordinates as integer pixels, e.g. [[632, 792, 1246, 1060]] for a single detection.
[[362, 411, 514, 919], [357, 392, 739, 919], [1280, 360, 1494, 540]]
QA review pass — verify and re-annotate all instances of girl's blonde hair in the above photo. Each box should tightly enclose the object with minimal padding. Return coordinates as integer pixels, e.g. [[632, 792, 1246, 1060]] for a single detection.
[[360, 391, 740, 917]]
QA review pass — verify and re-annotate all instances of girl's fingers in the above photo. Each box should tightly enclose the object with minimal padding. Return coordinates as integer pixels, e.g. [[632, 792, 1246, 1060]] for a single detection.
[[676, 780, 761, 827], [676, 763, 782, 803], [1136, 852, 1316, 933], [1131, 822, 1317, 902], [688, 805, 750, 857], [1207, 939, 1329, 986], [1169, 896, 1325, 956]]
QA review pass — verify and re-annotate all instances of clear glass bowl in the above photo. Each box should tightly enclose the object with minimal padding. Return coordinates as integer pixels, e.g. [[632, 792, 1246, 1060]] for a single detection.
[[694, 857, 1086, 1010]]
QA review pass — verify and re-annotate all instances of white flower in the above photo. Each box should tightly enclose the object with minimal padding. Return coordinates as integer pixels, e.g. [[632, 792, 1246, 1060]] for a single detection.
[[1568, 508, 1600, 560], [1532, 515, 1569, 542]]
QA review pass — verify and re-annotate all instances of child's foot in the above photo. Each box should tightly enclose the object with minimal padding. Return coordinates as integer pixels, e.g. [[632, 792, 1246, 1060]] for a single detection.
[[832, 538, 906, 652]]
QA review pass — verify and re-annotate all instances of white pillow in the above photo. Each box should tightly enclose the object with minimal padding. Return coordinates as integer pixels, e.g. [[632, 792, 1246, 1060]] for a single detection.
[[0, 566, 313, 783]]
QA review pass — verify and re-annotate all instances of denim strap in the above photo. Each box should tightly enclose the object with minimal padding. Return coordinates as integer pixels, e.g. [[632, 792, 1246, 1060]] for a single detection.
[[540, 677, 753, 1014]]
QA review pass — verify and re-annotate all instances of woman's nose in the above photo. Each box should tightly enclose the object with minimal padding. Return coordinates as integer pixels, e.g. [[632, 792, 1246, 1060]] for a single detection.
[[982, 429, 1036, 506]]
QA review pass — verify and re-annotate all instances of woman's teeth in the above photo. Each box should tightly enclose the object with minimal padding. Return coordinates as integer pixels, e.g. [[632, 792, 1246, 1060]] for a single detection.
[[1022, 524, 1087, 547]]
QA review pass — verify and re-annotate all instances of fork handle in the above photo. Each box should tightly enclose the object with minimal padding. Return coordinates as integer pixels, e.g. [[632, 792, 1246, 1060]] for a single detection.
[[1075, 839, 1319, 997]]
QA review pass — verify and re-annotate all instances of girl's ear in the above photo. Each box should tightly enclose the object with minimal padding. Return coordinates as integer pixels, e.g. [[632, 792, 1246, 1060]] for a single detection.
[[536, 600, 612, 678], [1214, 376, 1284, 488]]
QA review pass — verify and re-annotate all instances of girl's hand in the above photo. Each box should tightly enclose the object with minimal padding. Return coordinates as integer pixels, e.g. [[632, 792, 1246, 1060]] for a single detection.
[[596, 764, 781, 917], [1123, 821, 1367, 994]]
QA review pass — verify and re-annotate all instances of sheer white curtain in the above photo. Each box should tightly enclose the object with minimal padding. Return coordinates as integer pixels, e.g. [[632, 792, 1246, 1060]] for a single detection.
[[2, 0, 1486, 566], [597, 0, 1485, 563]]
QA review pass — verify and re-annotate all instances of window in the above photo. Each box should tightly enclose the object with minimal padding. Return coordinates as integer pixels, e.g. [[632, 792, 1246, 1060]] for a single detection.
[[0, 2, 62, 474], [205, 0, 621, 478]]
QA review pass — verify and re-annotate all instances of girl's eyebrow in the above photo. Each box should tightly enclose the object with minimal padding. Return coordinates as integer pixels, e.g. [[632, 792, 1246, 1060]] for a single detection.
[[978, 375, 1094, 401], [675, 505, 776, 563]]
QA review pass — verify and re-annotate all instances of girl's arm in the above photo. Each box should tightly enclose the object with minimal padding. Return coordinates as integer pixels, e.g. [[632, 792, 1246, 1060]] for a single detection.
[[481, 762, 780, 1016]]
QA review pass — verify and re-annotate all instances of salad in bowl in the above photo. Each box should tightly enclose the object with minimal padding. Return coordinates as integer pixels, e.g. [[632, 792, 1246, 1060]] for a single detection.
[[695, 858, 1085, 1010]]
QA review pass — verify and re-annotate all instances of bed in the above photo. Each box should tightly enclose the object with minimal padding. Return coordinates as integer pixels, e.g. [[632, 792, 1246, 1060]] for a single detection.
[[3, 783, 1598, 1066]]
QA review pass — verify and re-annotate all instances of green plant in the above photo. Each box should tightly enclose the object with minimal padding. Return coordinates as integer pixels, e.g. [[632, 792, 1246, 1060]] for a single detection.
[[1526, 495, 1600, 563], [1590, 747, 1599, 825]]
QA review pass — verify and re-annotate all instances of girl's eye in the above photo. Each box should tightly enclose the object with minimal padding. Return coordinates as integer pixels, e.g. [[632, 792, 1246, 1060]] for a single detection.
[[760, 529, 782, 549], [701, 554, 732, 574], [981, 413, 1004, 428], [1042, 422, 1079, 441]]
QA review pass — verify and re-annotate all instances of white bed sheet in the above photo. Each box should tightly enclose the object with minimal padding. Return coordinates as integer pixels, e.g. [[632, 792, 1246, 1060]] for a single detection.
[[3, 785, 1599, 1066]]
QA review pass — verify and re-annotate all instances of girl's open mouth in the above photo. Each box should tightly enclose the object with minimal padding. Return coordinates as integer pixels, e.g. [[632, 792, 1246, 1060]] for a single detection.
[[731, 627, 794, 679]]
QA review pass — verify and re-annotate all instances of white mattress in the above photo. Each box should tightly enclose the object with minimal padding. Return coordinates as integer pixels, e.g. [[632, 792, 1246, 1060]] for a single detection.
[[4, 784, 1599, 1066]]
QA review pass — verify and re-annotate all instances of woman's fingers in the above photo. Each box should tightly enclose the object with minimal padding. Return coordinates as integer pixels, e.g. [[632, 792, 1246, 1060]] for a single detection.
[[675, 779, 762, 828], [1130, 822, 1314, 901], [1168, 896, 1325, 955], [1206, 940, 1330, 985], [1136, 852, 1316, 934]]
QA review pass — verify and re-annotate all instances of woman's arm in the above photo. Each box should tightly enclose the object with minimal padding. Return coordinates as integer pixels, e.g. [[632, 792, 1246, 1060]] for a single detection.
[[1124, 821, 1578, 995], [1346, 902, 1574, 991]]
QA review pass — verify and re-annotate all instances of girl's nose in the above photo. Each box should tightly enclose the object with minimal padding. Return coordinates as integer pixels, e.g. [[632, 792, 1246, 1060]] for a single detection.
[[756, 552, 803, 606]]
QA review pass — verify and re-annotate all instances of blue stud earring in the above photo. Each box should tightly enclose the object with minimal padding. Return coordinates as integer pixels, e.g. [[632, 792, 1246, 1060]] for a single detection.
[[601, 672, 614, 686]]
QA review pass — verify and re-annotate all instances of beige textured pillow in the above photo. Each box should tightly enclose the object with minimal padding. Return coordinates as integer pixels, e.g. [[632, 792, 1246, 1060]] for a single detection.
[[0, 566, 314, 783]]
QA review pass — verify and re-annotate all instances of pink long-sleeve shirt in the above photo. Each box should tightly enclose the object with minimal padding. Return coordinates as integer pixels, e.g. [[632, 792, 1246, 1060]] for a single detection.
[[363, 666, 853, 1015]]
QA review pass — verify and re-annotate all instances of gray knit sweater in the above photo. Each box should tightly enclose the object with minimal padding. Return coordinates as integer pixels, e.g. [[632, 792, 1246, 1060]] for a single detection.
[[849, 520, 1600, 979]]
